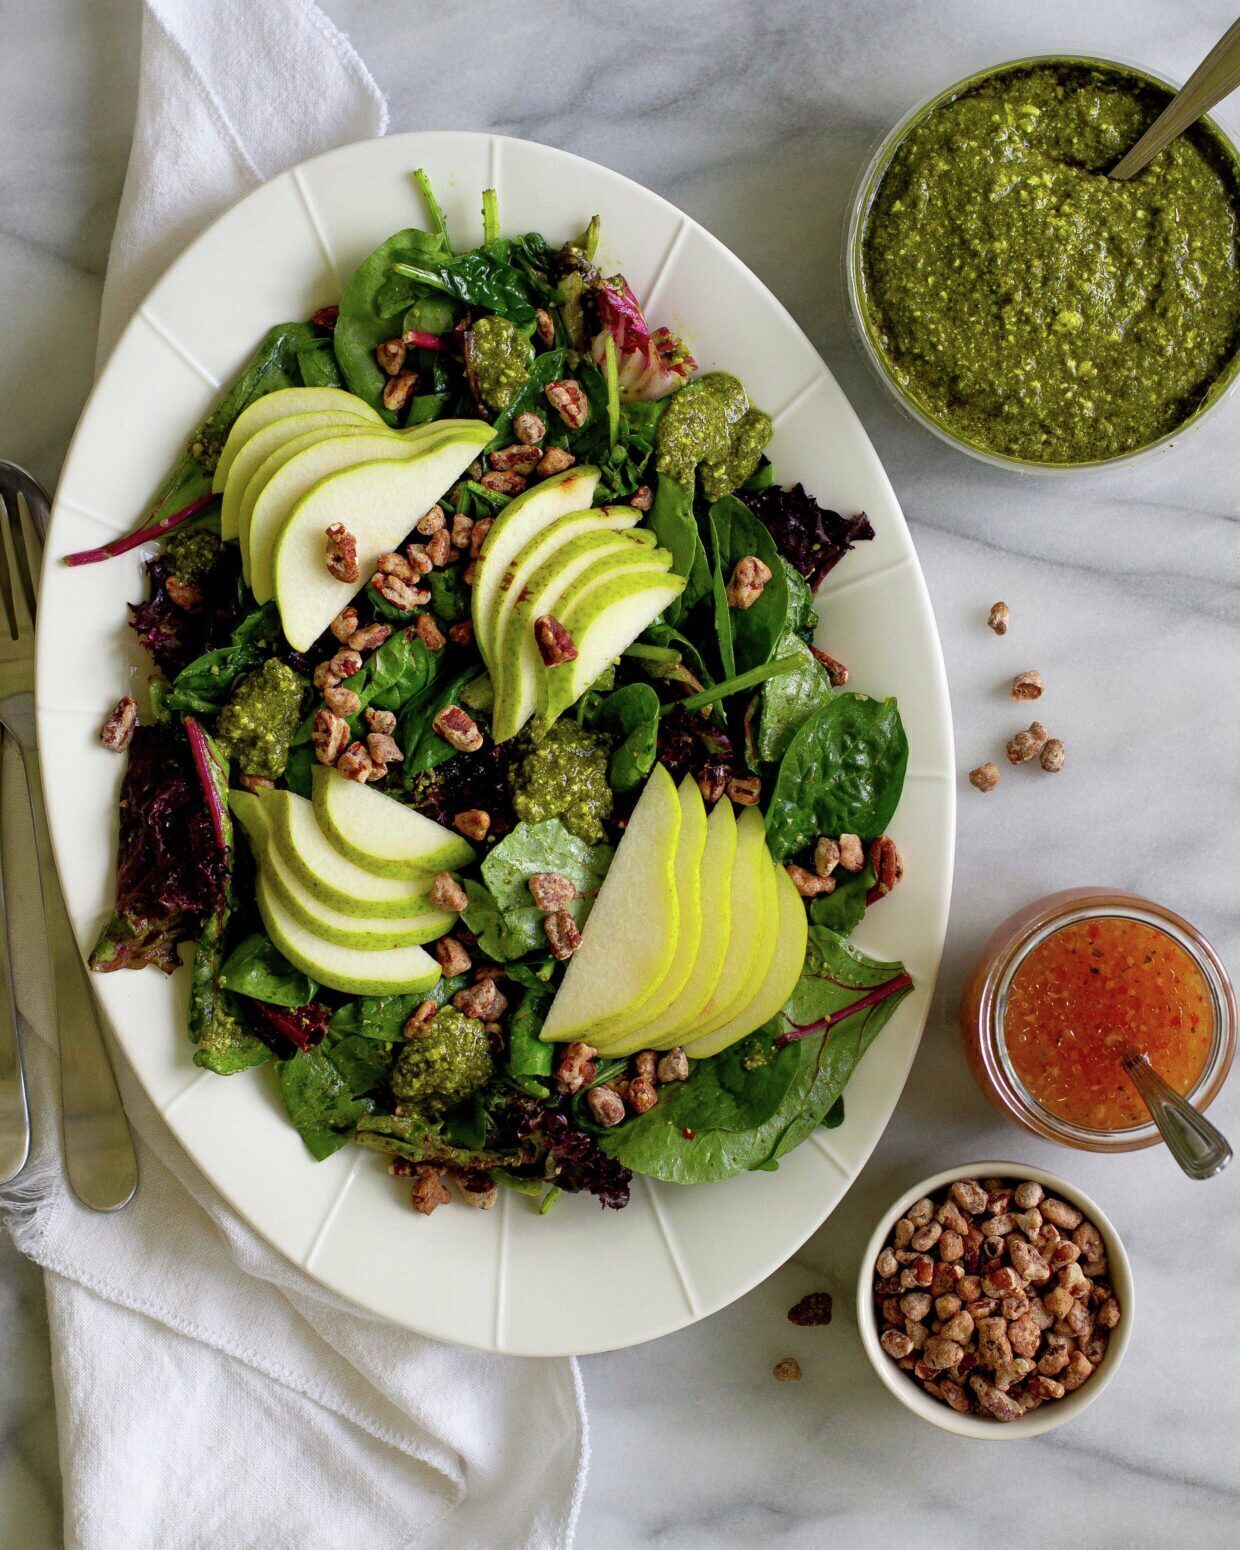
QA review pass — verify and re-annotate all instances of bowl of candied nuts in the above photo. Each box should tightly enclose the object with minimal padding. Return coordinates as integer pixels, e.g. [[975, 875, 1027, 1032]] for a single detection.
[[856, 1162, 1133, 1437]]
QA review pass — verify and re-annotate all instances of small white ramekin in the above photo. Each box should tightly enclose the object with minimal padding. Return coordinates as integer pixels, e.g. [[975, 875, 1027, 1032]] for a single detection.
[[856, 1160, 1134, 1439]]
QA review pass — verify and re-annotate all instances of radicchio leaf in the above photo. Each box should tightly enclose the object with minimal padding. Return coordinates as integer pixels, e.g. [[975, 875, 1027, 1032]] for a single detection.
[[742, 484, 875, 593], [249, 999, 331, 1053], [590, 276, 695, 401]]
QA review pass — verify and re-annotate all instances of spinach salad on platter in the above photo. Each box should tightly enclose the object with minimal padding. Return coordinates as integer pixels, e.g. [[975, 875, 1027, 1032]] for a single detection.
[[82, 173, 912, 1218]]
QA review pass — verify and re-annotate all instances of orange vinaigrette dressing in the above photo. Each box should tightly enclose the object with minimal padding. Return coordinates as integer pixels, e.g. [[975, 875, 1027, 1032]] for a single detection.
[[1003, 916, 1214, 1130]]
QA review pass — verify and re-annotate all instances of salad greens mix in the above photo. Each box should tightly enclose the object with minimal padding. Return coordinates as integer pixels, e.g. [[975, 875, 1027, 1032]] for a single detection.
[[86, 174, 911, 1216]]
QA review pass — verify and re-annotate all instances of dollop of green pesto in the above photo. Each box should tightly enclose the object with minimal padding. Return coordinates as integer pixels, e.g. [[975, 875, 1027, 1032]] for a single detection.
[[215, 658, 305, 780], [468, 314, 531, 412], [165, 527, 223, 585], [861, 61, 1240, 464], [656, 372, 769, 494], [509, 720, 613, 844], [390, 1006, 493, 1117]]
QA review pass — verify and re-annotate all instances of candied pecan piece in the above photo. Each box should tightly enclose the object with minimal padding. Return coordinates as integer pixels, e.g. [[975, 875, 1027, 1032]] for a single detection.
[[435, 937, 472, 977], [165, 575, 206, 612], [726, 773, 762, 806], [1040, 738, 1066, 773], [237, 772, 275, 793], [869, 835, 903, 895], [586, 1084, 625, 1127], [367, 732, 403, 769], [330, 605, 359, 642], [375, 337, 407, 376], [555, 1041, 597, 1095], [534, 614, 578, 666], [726, 555, 773, 610], [1011, 669, 1044, 701], [544, 909, 582, 960], [312, 709, 350, 767], [337, 741, 377, 782], [448, 620, 474, 647], [627, 1076, 657, 1114], [656, 1047, 690, 1083], [513, 410, 546, 445], [416, 504, 446, 536], [372, 572, 430, 611], [481, 470, 527, 496], [629, 484, 654, 512], [382, 369, 417, 413], [534, 308, 556, 348], [969, 762, 1000, 792], [837, 833, 865, 873], [364, 707, 396, 735], [489, 444, 542, 475], [536, 446, 576, 477], [100, 695, 138, 751], [696, 764, 728, 803], [813, 837, 840, 876], [402, 1000, 439, 1039], [788, 1291, 833, 1326], [469, 518, 493, 558], [970, 1375, 1024, 1422], [429, 872, 468, 912], [453, 808, 490, 842], [880, 1329, 914, 1360], [404, 543, 434, 577], [772, 1357, 802, 1382], [545, 378, 590, 429], [454, 1170, 499, 1210], [433, 704, 483, 752], [810, 645, 849, 686], [348, 622, 392, 652], [311, 305, 339, 330], [414, 614, 446, 652], [426, 528, 454, 567], [324, 684, 361, 718], [528, 872, 576, 911], [409, 1165, 451, 1215], [1041, 1197, 1083, 1230], [987, 601, 1010, 635], [453, 978, 507, 1021]]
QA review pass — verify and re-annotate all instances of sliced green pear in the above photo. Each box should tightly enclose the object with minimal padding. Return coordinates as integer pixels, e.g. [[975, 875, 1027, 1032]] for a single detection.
[[272, 422, 492, 649], [595, 794, 738, 1055], [263, 842, 454, 950], [684, 855, 808, 1058], [471, 466, 600, 660], [312, 766, 474, 878], [541, 565, 685, 722], [262, 789, 437, 918], [214, 387, 381, 492], [492, 532, 667, 743], [223, 412, 397, 542], [539, 764, 682, 1046], [486, 504, 641, 679], [687, 803, 773, 1033], [591, 777, 707, 1054], [256, 873, 441, 996]]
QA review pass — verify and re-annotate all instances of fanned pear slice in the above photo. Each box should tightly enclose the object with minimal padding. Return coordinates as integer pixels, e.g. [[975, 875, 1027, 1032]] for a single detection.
[[264, 843, 455, 950], [222, 412, 394, 542], [214, 386, 381, 492], [541, 565, 685, 722], [271, 421, 492, 648], [597, 795, 738, 1055], [471, 466, 600, 661], [591, 777, 707, 1054], [493, 531, 665, 743], [691, 811, 779, 1038], [683, 855, 808, 1058], [259, 789, 436, 918], [539, 764, 682, 1046], [312, 767, 474, 878], [257, 874, 441, 996], [688, 804, 772, 1032]]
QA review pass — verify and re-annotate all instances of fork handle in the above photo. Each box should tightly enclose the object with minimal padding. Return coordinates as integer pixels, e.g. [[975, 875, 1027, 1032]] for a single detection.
[[19, 743, 137, 1210], [0, 736, 31, 1185]]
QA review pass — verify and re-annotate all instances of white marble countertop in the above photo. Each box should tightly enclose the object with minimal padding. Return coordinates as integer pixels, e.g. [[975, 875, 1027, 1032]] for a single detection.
[[3, 1, 1240, 1544]]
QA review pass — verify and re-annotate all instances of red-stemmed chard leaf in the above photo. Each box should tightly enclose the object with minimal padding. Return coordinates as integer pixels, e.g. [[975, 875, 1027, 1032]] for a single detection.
[[183, 715, 231, 861], [65, 494, 215, 567], [402, 328, 450, 352]]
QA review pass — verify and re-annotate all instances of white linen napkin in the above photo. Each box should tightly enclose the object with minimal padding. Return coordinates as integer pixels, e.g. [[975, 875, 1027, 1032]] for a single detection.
[[3, 3, 588, 1547]]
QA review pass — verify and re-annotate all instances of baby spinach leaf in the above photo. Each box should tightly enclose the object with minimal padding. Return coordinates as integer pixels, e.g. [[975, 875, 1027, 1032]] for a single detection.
[[597, 682, 660, 794], [808, 865, 874, 937], [708, 495, 789, 676], [296, 339, 343, 389], [765, 693, 908, 861], [162, 603, 282, 716], [506, 989, 553, 1095], [399, 661, 484, 777], [463, 820, 611, 961], [324, 1032, 397, 1096], [277, 1049, 375, 1160], [427, 563, 471, 623], [220, 932, 318, 1008], [754, 630, 832, 765], [783, 562, 818, 640], [393, 248, 539, 327], [328, 973, 469, 1044], [648, 475, 711, 624]]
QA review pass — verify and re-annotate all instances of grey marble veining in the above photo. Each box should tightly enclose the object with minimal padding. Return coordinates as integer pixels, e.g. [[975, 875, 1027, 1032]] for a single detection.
[[2, 1, 1239, 1544]]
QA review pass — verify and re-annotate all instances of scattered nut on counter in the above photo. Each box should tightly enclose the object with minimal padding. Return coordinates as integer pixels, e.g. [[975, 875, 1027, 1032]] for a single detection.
[[872, 1175, 1121, 1422], [773, 1357, 802, 1382]]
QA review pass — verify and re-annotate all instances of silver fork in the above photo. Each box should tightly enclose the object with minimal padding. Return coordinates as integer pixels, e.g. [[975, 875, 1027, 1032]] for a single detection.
[[0, 462, 137, 1210]]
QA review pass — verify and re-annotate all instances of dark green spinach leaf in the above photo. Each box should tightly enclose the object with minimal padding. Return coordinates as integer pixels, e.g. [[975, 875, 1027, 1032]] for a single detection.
[[462, 820, 611, 961], [754, 630, 831, 765], [708, 495, 789, 677], [597, 682, 661, 794], [220, 932, 318, 1008], [277, 1049, 375, 1160]]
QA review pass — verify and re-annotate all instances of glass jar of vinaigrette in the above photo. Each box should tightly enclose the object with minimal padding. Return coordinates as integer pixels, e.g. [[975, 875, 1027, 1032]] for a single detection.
[[961, 889, 1236, 1152]]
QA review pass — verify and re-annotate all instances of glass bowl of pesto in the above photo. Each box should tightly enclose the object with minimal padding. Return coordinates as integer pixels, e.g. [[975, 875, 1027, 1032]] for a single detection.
[[845, 56, 1240, 473]]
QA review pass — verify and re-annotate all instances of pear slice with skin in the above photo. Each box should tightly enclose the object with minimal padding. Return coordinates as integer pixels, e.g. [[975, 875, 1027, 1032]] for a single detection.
[[312, 766, 474, 879], [540, 565, 685, 723], [492, 532, 668, 743], [690, 828, 779, 1038], [271, 422, 492, 649], [471, 466, 601, 660], [256, 873, 441, 996], [539, 764, 682, 1046], [687, 803, 772, 1033], [214, 386, 382, 492], [683, 858, 809, 1058], [594, 794, 738, 1056], [256, 789, 438, 918], [222, 411, 399, 543], [591, 777, 707, 1054]]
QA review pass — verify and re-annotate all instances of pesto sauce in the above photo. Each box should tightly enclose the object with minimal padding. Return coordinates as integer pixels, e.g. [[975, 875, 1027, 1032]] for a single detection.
[[165, 527, 223, 584], [390, 1006, 492, 1117], [215, 658, 305, 780], [861, 62, 1240, 464], [655, 371, 772, 494], [468, 314, 531, 412], [508, 721, 613, 844]]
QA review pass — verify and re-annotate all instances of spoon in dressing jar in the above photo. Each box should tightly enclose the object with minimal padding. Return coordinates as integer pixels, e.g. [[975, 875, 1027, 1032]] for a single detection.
[[1110, 16, 1240, 180], [1122, 1051, 1233, 1179]]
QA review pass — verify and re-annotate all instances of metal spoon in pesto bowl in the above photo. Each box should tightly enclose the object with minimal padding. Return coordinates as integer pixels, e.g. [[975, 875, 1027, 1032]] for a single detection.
[[1110, 16, 1240, 180]]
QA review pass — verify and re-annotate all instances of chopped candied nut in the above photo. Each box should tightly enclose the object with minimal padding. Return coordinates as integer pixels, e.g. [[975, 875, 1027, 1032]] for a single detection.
[[349, 622, 392, 652], [656, 1047, 690, 1083], [970, 1375, 1025, 1423], [869, 835, 903, 895], [696, 764, 728, 803], [367, 732, 403, 770], [463, 561, 477, 586], [880, 1330, 914, 1360], [454, 978, 507, 1021], [337, 741, 377, 782], [923, 1336, 965, 1372], [993, 1357, 1035, 1392], [365, 707, 396, 735], [416, 504, 446, 536], [326, 647, 362, 683], [375, 337, 407, 376], [1026, 1375, 1065, 1401], [536, 446, 576, 477], [987, 601, 1010, 635], [402, 1000, 439, 1039], [454, 1171, 499, 1210], [586, 1084, 626, 1127], [404, 544, 433, 577], [414, 614, 446, 652], [787, 863, 836, 898], [237, 772, 275, 793], [453, 808, 490, 842], [810, 646, 849, 686], [1006, 729, 1041, 765], [940, 1310, 975, 1345], [813, 837, 840, 876], [165, 575, 206, 612], [1073, 1221, 1107, 1274], [534, 614, 578, 666], [936, 1200, 970, 1234], [939, 1380, 973, 1414], [434, 937, 472, 977], [634, 1051, 657, 1083], [528, 872, 576, 911], [426, 528, 454, 568], [1008, 1238, 1051, 1283], [377, 550, 416, 582], [726, 773, 762, 806], [409, 1165, 451, 1215], [372, 572, 430, 611], [544, 909, 582, 960], [772, 1357, 802, 1382], [1041, 1197, 1083, 1230], [469, 518, 493, 558], [312, 305, 339, 331], [488, 444, 542, 475], [546, 378, 590, 428], [725, 555, 773, 610], [969, 762, 1000, 792], [1043, 1286, 1075, 1319], [837, 833, 865, 873], [555, 1041, 597, 1095], [481, 470, 527, 496], [1060, 1351, 1094, 1392], [1008, 1315, 1042, 1360], [433, 704, 483, 752], [383, 369, 417, 413], [429, 872, 468, 912], [629, 484, 654, 512], [627, 1076, 657, 1114], [1040, 738, 1066, 773], [330, 605, 360, 642], [939, 1229, 965, 1262], [324, 684, 361, 718], [448, 620, 474, 647], [1014, 1180, 1044, 1209], [1011, 668, 1044, 701], [100, 695, 138, 751], [513, 410, 546, 445], [534, 308, 556, 348], [876, 1247, 899, 1279], [893, 1218, 915, 1249], [312, 709, 350, 767], [1049, 1239, 1081, 1269], [450, 513, 474, 551], [901, 1291, 932, 1321], [981, 1213, 1015, 1238], [788, 1291, 833, 1326]]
